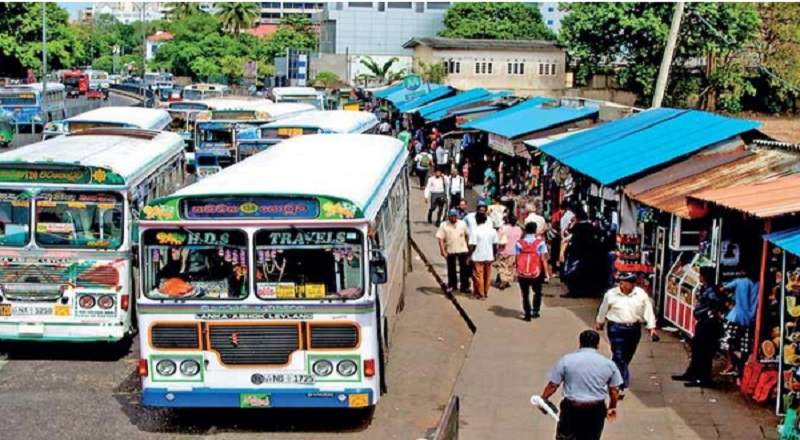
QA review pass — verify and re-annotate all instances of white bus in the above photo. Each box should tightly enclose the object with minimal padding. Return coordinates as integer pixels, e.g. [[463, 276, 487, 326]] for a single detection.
[[144, 72, 174, 91], [271, 87, 325, 110], [238, 110, 379, 161], [137, 134, 409, 410], [43, 107, 172, 140], [0, 128, 186, 343], [183, 84, 231, 101], [194, 101, 313, 178], [85, 69, 110, 91], [0, 83, 66, 127]]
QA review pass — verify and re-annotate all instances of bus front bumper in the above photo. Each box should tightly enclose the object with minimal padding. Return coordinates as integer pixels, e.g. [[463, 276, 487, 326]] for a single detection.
[[142, 387, 374, 408], [0, 321, 127, 342]]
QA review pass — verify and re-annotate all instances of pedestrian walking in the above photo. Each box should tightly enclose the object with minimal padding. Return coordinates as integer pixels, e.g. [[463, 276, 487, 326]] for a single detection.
[[539, 330, 622, 440], [436, 209, 471, 294], [424, 168, 447, 225], [495, 215, 523, 290], [595, 273, 658, 397], [455, 199, 468, 220], [672, 266, 724, 388], [487, 195, 507, 230], [463, 202, 487, 237], [524, 201, 548, 236], [468, 213, 497, 300], [446, 167, 466, 208], [516, 222, 551, 320], [378, 119, 392, 135], [719, 266, 759, 376], [434, 141, 449, 170], [414, 148, 434, 189]]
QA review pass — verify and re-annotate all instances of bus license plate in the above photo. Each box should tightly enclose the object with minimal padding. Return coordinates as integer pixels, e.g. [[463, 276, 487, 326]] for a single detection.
[[261, 374, 314, 384], [12, 305, 53, 316]]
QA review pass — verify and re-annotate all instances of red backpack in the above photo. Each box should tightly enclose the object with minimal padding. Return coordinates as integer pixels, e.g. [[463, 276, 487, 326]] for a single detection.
[[517, 238, 543, 279]]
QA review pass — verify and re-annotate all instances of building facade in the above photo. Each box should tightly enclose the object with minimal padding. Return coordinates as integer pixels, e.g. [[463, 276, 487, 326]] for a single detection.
[[91, 2, 216, 23], [404, 37, 567, 97], [533, 2, 568, 34], [259, 2, 324, 24]]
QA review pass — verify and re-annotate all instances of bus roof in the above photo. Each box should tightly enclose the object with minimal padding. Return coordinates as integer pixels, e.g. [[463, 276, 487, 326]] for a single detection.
[[261, 110, 378, 133], [150, 134, 406, 220], [2, 82, 66, 93], [201, 98, 274, 111], [272, 87, 321, 97], [0, 129, 184, 187], [64, 107, 171, 129]]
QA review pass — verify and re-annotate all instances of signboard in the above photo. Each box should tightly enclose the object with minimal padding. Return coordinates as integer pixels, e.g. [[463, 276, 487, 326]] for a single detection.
[[488, 133, 514, 156], [403, 74, 422, 91], [297, 54, 308, 87], [0, 165, 123, 185], [343, 102, 360, 111], [184, 197, 320, 220]]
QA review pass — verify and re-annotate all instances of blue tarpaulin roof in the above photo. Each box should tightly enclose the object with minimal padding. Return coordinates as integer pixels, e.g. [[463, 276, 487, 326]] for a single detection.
[[373, 83, 404, 99], [412, 88, 510, 122], [765, 227, 800, 256], [538, 108, 762, 186], [392, 85, 455, 112], [461, 97, 598, 139], [451, 105, 499, 116]]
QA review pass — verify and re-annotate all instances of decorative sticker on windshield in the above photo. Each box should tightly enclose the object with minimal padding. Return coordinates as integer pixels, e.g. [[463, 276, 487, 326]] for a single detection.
[[184, 197, 319, 220]]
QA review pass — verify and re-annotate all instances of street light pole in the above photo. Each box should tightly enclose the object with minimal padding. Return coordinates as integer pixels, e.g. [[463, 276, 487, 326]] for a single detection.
[[41, 2, 48, 125], [652, 1, 685, 108]]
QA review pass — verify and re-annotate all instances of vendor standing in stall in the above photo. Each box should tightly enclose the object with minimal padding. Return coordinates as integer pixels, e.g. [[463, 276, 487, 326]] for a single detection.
[[719, 267, 760, 376]]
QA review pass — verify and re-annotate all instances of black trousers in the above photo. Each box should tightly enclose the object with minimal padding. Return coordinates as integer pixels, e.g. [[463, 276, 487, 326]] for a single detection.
[[446, 253, 470, 291], [519, 276, 544, 318], [449, 194, 462, 208], [557, 399, 606, 440], [427, 194, 446, 224], [417, 168, 428, 188], [686, 319, 721, 383]]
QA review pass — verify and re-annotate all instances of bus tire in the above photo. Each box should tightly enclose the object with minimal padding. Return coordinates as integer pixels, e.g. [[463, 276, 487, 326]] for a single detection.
[[352, 406, 376, 427], [376, 296, 388, 395]]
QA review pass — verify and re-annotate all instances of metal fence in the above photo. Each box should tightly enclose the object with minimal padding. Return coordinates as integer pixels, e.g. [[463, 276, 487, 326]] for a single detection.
[[110, 84, 155, 108], [431, 396, 460, 440]]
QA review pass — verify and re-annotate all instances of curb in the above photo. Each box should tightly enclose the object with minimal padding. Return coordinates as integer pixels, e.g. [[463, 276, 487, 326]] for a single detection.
[[410, 237, 477, 334], [109, 89, 145, 104]]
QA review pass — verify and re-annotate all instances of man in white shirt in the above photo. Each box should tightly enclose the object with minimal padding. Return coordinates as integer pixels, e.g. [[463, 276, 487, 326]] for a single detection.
[[424, 168, 447, 225], [446, 168, 465, 208], [468, 213, 498, 300], [524, 210, 547, 236], [595, 273, 658, 397], [463, 202, 487, 237], [378, 119, 392, 135]]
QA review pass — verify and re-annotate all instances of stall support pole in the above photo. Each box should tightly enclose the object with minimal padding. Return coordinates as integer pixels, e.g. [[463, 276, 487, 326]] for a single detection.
[[751, 219, 772, 362]]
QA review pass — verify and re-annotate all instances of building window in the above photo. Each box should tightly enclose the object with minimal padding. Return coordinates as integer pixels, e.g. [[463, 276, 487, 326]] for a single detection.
[[551, 63, 557, 75], [415, 2, 425, 12], [446, 60, 460, 75], [520, 63, 525, 75], [475, 61, 492, 75], [348, 2, 373, 7], [261, 12, 281, 19], [547, 20, 554, 26], [378, 2, 385, 11], [426, 1, 450, 9], [261, 2, 281, 8], [538, 62, 557, 76], [388, 1, 412, 8], [548, 7, 554, 12], [507, 62, 525, 75]]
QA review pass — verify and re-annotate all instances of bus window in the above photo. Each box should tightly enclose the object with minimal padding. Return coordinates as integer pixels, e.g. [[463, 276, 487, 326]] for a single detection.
[[142, 229, 248, 300], [0, 191, 30, 246], [253, 228, 364, 300], [34, 192, 124, 249], [183, 89, 204, 101]]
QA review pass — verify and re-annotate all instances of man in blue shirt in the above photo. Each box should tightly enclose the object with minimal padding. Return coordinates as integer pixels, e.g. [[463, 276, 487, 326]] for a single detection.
[[540, 330, 622, 440], [719, 267, 759, 376]]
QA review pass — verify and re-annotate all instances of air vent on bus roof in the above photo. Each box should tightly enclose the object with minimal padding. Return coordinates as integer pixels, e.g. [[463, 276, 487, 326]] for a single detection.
[[66, 128, 161, 140]]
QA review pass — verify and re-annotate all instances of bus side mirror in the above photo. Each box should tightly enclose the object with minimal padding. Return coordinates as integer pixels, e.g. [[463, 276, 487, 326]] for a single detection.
[[370, 255, 388, 285]]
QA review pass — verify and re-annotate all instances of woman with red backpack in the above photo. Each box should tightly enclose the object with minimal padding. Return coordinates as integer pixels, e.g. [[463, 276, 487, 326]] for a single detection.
[[515, 222, 552, 321]]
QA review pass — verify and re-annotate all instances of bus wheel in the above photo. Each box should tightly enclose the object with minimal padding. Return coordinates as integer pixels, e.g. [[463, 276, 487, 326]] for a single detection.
[[0, 142, 8, 149], [351, 406, 376, 428]]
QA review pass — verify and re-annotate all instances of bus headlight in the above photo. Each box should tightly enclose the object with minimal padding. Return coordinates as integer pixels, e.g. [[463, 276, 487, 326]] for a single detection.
[[97, 295, 114, 309], [312, 360, 333, 377], [78, 295, 95, 309], [336, 360, 358, 377], [180, 359, 201, 377], [155, 359, 177, 376]]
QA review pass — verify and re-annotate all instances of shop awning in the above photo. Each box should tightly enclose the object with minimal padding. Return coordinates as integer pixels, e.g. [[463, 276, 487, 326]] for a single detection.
[[373, 83, 404, 99], [451, 105, 499, 116], [413, 89, 511, 122], [464, 97, 597, 139], [386, 84, 455, 112], [765, 227, 800, 256], [624, 148, 799, 218], [538, 108, 762, 186], [688, 174, 800, 219], [524, 128, 590, 149]]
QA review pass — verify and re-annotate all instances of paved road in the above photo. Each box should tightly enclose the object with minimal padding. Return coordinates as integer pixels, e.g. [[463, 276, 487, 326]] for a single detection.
[[8, 92, 141, 149]]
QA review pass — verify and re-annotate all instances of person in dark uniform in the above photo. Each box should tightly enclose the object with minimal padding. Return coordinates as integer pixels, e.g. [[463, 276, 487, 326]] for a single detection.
[[540, 330, 622, 440], [672, 266, 724, 388]]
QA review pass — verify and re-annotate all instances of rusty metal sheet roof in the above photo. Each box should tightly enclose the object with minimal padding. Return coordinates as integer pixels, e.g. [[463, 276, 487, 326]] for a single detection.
[[689, 174, 800, 218], [625, 149, 800, 218]]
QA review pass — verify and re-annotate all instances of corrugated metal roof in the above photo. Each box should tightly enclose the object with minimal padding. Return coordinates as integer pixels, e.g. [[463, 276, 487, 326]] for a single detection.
[[689, 173, 800, 218], [625, 149, 799, 218], [765, 227, 800, 256], [403, 37, 562, 51], [414, 89, 510, 122], [392, 85, 455, 112], [451, 105, 499, 116], [373, 83, 404, 99], [538, 108, 763, 186], [461, 98, 595, 139]]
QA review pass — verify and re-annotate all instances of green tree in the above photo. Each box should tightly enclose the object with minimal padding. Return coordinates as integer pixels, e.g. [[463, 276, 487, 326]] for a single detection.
[[279, 14, 317, 42], [752, 3, 800, 113], [439, 3, 555, 41], [311, 71, 340, 88], [164, 2, 205, 21], [359, 56, 400, 84], [415, 60, 447, 84], [0, 3, 88, 77], [215, 2, 259, 35], [560, 2, 760, 111]]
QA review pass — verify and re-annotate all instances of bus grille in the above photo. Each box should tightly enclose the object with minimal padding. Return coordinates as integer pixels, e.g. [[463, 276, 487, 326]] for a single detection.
[[2, 284, 63, 302], [151, 325, 200, 349], [209, 325, 299, 365], [309, 324, 359, 349], [76, 265, 119, 289], [0, 264, 69, 285]]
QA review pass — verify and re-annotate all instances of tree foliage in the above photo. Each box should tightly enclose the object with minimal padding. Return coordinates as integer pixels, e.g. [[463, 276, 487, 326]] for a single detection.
[[359, 56, 400, 84], [415, 60, 448, 84], [164, 3, 205, 21], [559, 3, 760, 111], [262, 15, 318, 60], [439, 3, 555, 41], [215, 2, 259, 35], [751, 3, 800, 113], [311, 71, 340, 89]]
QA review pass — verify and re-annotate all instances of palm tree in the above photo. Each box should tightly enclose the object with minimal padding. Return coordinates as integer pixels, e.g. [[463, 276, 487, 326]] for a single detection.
[[164, 2, 203, 21], [416, 60, 448, 84], [215, 2, 260, 35], [359, 56, 400, 84]]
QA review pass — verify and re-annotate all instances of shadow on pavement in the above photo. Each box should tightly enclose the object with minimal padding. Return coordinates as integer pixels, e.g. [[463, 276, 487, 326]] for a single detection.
[[487, 304, 523, 320], [0, 339, 132, 362]]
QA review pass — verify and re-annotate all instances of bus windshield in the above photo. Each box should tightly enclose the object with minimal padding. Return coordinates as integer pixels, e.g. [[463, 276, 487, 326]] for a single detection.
[[277, 96, 322, 109], [0, 92, 37, 106], [254, 228, 364, 300], [143, 228, 248, 300], [0, 190, 31, 247], [34, 191, 124, 249]]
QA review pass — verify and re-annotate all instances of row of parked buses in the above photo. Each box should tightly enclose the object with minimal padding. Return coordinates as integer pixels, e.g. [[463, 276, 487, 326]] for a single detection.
[[0, 100, 406, 413]]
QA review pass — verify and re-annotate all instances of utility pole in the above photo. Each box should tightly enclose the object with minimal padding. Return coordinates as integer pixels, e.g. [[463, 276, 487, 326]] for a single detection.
[[652, 1, 685, 108], [41, 2, 48, 125]]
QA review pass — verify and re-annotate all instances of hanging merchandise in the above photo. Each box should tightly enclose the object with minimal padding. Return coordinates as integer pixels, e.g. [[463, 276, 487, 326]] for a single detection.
[[638, 207, 655, 224]]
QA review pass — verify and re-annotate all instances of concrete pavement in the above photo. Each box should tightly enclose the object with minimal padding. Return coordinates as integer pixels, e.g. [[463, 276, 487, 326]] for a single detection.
[[409, 185, 781, 440]]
